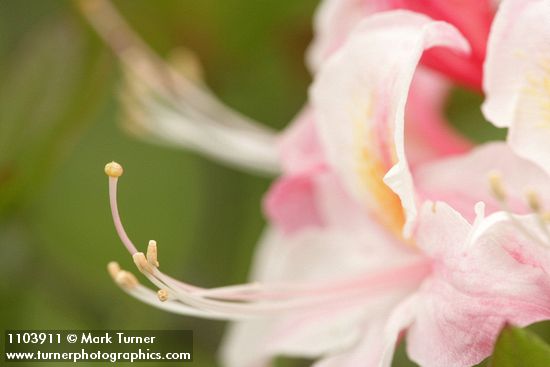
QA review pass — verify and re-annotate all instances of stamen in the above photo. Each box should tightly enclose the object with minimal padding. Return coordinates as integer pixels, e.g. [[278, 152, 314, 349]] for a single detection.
[[125, 285, 248, 320], [526, 189, 542, 213], [147, 240, 159, 267], [106, 162, 138, 254], [133, 252, 154, 274], [116, 271, 139, 289], [140, 255, 431, 317], [488, 173, 550, 248], [105, 162, 431, 319], [157, 289, 169, 302], [525, 189, 550, 244], [108, 270, 248, 320], [107, 261, 139, 289]]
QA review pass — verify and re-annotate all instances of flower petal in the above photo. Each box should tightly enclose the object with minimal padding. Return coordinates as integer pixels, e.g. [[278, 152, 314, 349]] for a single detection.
[[307, 0, 492, 88], [263, 170, 327, 234], [221, 222, 421, 366], [312, 318, 392, 367], [219, 228, 369, 366], [404, 69, 471, 166], [306, 0, 366, 73], [483, 0, 550, 173], [277, 108, 326, 174], [311, 11, 470, 236], [483, 0, 549, 127], [264, 169, 377, 234], [314, 294, 420, 367], [408, 202, 550, 367]]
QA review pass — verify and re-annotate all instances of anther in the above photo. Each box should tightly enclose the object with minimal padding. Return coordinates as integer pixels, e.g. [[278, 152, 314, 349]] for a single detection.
[[105, 161, 124, 177], [147, 240, 159, 267], [107, 261, 121, 280], [115, 270, 139, 289], [133, 252, 154, 274], [157, 289, 169, 302], [488, 171, 506, 201]]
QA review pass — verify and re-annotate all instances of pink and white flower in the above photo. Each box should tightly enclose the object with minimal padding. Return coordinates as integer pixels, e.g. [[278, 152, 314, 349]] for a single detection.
[[224, 8, 550, 367], [88, 0, 550, 366]]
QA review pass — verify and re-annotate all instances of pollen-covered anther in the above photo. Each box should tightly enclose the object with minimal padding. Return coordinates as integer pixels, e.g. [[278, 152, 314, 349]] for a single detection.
[[157, 289, 169, 302], [107, 261, 121, 280], [107, 261, 139, 289], [488, 171, 507, 202], [115, 270, 139, 289], [147, 240, 160, 267], [105, 161, 124, 177], [133, 252, 154, 274]]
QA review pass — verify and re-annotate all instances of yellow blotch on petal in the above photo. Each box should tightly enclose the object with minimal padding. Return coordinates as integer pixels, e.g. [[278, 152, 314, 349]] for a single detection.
[[352, 101, 405, 238], [357, 144, 405, 237]]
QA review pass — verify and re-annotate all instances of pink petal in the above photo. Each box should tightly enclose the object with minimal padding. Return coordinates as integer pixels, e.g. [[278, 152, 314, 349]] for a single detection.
[[389, 0, 493, 89], [263, 171, 326, 234], [311, 11, 469, 236], [278, 107, 326, 174], [414, 201, 473, 257], [407, 202, 550, 367], [264, 169, 376, 234], [308, 0, 493, 89], [405, 69, 471, 167]]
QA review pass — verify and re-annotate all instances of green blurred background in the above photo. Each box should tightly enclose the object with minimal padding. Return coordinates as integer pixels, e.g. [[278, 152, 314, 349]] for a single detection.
[[0, 1, 545, 367]]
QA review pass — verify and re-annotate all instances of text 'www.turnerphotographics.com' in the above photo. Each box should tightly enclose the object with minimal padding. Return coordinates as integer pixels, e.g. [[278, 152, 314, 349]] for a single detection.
[[4, 330, 193, 363]]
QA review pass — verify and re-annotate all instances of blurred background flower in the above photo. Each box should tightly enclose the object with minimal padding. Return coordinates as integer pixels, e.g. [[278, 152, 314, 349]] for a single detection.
[[1, 1, 548, 366]]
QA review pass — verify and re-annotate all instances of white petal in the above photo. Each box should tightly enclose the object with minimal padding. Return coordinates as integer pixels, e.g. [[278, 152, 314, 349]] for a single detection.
[[311, 11, 469, 236], [482, 0, 550, 173], [220, 224, 420, 366], [306, 0, 367, 73]]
